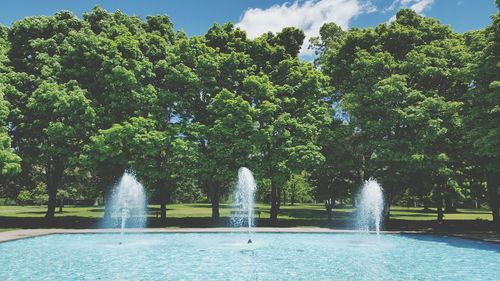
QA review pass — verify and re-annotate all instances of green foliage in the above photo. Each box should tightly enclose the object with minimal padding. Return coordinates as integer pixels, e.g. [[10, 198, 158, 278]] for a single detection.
[[0, 90, 21, 175], [462, 3, 500, 223], [25, 81, 95, 165], [0, 5, 497, 225], [466, 5, 500, 169], [84, 117, 200, 205], [207, 88, 256, 183], [17, 182, 48, 205], [314, 7, 499, 223], [283, 172, 314, 204]]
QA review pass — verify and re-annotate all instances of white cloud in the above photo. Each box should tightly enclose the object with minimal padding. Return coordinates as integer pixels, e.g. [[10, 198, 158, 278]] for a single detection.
[[235, 0, 374, 55], [387, 0, 434, 22], [410, 0, 434, 13]]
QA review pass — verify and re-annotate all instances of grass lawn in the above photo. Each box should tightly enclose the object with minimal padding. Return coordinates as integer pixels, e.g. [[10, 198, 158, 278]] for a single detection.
[[390, 207, 492, 221], [0, 203, 493, 232], [0, 228, 18, 232]]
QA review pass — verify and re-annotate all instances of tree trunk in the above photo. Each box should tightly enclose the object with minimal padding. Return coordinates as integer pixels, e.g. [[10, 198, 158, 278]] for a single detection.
[[326, 185, 335, 221], [270, 178, 279, 225], [384, 190, 391, 222], [436, 184, 444, 223], [58, 197, 63, 213], [325, 193, 335, 221], [209, 178, 220, 222], [282, 188, 286, 205], [160, 200, 167, 223], [103, 189, 112, 220], [45, 161, 63, 219], [486, 170, 500, 228], [325, 198, 333, 221], [277, 185, 281, 211], [444, 194, 456, 213], [423, 198, 430, 211], [159, 182, 169, 225]]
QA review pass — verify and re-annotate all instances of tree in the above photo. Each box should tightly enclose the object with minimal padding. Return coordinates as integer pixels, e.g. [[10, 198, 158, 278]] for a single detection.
[[0, 23, 22, 184], [23, 81, 95, 218], [283, 171, 314, 206], [0, 72, 39, 197], [401, 37, 472, 222], [313, 118, 359, 220], [74, 8, 189, 219], [205, 89, 257, 220], [170, 23, 330, 223], [128, 118, 198, 224], [5, 7, 180, 213], [84, 117, 198, 224], [465, 2, 500, 226], [245, 59, 331, 224], [317, 9, 472, 223], [0, 24, 10, 72], [167, 24, 261, 220], [309, 22, 344, 59], [402, 93, 463, 222], [1, 5, 497, 229], [274, 27, 305, 57], [0, 89, 21, 176]]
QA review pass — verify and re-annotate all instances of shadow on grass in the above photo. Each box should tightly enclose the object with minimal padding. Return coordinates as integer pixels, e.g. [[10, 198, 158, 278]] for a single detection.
[[391, 213, 436, 217], [391, 208, 492, 215], [185, 204, 232, 209], [386, 219, 498, 232], [0, 216, 101, 229], [0, 210, 497, 232], [269, 208, 326, 219], [0, 215, 347, 229], [18, 209, 97, 215], [16, 211, 50, 215], [454, 210, 492, 215], [87, 208, 105, 212], [275, 208, 353, 222], [391, 208, 436, 213], [150, 217, 350, 228]]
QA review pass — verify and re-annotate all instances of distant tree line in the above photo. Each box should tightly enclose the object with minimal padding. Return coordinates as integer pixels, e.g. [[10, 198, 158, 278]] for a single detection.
[[0, 4, 498, 227]]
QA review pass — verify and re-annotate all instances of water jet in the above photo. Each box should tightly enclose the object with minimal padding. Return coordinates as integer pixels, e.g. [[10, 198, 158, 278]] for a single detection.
[[231, 167, 257, 240], [102, 172, 147, 235], [355, 179, 384, 235]]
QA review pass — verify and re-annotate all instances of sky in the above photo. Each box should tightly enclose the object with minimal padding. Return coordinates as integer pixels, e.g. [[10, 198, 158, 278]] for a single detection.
[[0, 0, 497, 55]]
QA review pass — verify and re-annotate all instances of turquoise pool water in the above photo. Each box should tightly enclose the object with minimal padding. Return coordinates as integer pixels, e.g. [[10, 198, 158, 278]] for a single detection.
[[0, 233, 499, 280]]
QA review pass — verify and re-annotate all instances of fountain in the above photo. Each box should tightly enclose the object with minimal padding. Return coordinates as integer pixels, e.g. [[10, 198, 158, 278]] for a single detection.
[[102, 172, 147, 235], [230, 167, 257, 242], [355, 179, 384, 235]]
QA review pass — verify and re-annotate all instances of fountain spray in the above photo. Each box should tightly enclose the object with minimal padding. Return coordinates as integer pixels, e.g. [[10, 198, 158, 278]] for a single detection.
[[102, 172, 147, 240], [231, 167, 257, 242], [355, 179, 384, 235]]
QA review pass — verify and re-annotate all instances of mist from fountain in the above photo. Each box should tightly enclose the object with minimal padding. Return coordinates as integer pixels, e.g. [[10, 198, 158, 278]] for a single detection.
[[355, 179, 384, 235], [230, 167, 257, 241], [102, 172, 147, 235]]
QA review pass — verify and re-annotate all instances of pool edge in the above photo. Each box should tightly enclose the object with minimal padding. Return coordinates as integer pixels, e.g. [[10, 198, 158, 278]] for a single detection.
[[0, 228, 410, 243], [3, 228, 499, 245]]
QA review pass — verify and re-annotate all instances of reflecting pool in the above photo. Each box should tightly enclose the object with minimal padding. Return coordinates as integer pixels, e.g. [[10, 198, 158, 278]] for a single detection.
[[0, 233, 499, 280]]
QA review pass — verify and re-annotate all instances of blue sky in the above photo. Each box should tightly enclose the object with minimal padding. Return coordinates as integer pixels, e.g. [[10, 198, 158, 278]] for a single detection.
[[0, 0, 497, 55]]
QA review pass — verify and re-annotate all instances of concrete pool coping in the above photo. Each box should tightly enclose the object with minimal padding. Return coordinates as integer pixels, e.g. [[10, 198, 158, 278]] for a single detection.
[[1, 228, 499, 244]]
